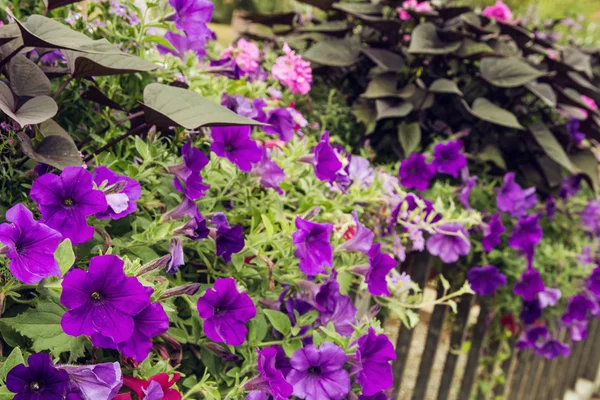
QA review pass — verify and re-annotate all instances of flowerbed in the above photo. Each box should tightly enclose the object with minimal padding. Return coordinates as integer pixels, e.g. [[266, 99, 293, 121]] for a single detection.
[[0, 0, 598, 399]]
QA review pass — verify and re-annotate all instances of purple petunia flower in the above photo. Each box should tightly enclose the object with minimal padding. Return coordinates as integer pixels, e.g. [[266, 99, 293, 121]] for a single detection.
[[211, 126, 262, 172], [366, 244, 397, 296], [157, 31, 208, 60], [467, 265, 506, 296], [263, 108, 295, 142], [520, 299, 542, 324], [92, 301, 169, 362], [513, 269, 545, 301], [516, 325, 548, 349], [426, 223, 471, 264], [339, 211, 374, 254], [6, 353, 70, 400], [567, 118, 586, 144], [509, 214, 543, 265], [168, 238, 185, 273], [59, 362, 122, 400], [538, 287, 561, 308], [215, 223, 245, 263], [398, 153, 435, 191], [169, 0, 214, 36], [168, 141, 210, 200], [581, 198, 600, 236], [546, 196, 556, 221], [93, 166, 141, 220], [163, 195, 200, 221], [313, 132, 343, 183], [562, 294, 594, 324], [252, 148, 285, 194], [496, 172, 537, 218], [222, 94, 267, 122], [60, 255, 151, 343], [569, 320, 589, 342], [244, 346, 293, 400], [587, 266, 600, 296], [287, 343, 350, 400], [458, 174, 477, 209], [30, 166, 108, 245], [174, 214, 210, 241], [536, 339, 570, 359], [432, 140, 467, 178], [482, 213, 505, 252], [197, 278, 256, 346], [0, 203, 62, 284], [292, 217, 333, 276], [356, 328, 397, 396], [560, 174, 583, 200], [314, 274, 357, 336]]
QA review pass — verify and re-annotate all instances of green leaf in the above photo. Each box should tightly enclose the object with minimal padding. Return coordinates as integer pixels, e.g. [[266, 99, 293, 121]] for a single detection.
[[231, 253, 245, 272], [464, 98, 524, 130], [439, 275, 450, 291], [18, 119, 81, 170], [142, 83, 265, 129], [376, 99, 413, 120], [261, 214, 274, 239], [571, 151, 599, 193], [332, 3, 382, 15], [0, 386, 14, 399], [0, 347, 24, 384], [263, 309, 291, 336], [351, 99, 377, 135], [409, 23, 461, 55], [361, 48, 404, 73], [361, 74, 414, 100], [456, 39, 495, 58], [295, 310, 319, 327], [398, 122, 421, 156], [282, 339, 303, 358], [8, 54, 52, 97], [303, 37, 362, 67], [248, 313, 268, 343], [54, 239, 75, 275], [429, 79, 463, 96], [295, 0, 336, 10], [405, 309, 420, 328], [525, 82, 557, 108], [43, 0, 84, 11], [480, 57, 545, 88], [300, 21, 349, 34], [528, 121, 576, 174], [478, 144, 506, 169]]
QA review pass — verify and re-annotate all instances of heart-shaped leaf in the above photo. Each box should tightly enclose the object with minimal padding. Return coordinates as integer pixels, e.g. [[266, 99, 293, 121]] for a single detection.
[[17, 120, 81, 169], [362, 75, 415, 99], [303, 37, 361, 67], [361, 48, 404, 73], [142, 83, 266, 129], [376, 99, 413, 120], [478, 144, 506, 169], [351, 99, 377, 135], [295, 0, 336, 10], [528, 121, 576, 174], [480, 57, 544, 88], [63, 40, 158, 78], [300, 21, 350, 34], [0, 24, 21, 46], [429, 79, 463, 95], [332, 3, 382, 15], [409, 23, 461, 55], [8, 54, 52, 97], [456, 39, 495, 58], [81, 86, 124, 110], [562, 47, 593, 79], [0, 81, 57, 127], [242, 12, 297, 27], [43, 0, 84, 11], [571, 151, 599, 193], [525, 82, 556, 108], [464, 98, 524, 130], [398, 122, 421, 157]]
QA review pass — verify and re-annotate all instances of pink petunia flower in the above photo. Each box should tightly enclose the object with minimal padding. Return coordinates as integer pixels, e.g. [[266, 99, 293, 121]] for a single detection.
[[271, 44, 313, 95]]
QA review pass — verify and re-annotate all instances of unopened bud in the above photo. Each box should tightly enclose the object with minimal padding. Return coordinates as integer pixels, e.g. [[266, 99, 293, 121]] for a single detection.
[[159, 283, 201, 300], [136, 254, 171, 276]]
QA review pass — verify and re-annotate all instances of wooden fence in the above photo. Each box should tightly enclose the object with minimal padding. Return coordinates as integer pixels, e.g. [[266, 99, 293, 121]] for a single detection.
[[381, 252, 600, 400]]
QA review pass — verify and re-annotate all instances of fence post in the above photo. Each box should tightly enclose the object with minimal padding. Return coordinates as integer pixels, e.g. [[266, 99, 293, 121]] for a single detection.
[[583, 318, 600, 382], [492, 336, 517, 398], [457, 301, 489, 400]]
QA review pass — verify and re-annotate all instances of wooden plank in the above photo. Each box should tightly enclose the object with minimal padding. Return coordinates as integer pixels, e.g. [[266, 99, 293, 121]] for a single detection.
[[411, 266, 452, 400], [520, 354, 542, 399], [574, 319, 596, 385], [476, 340, 500, 400], [564, 335, 585, 393], [457, 301, 489, 400], [582, 318, 600, 381], [557, 337, 576, 397], [392, 251, 432, 398], [493, 336, 517, 398], [541, 330, 567, 400], [507, 350, 532, 400], [436, 295, 474, 400]]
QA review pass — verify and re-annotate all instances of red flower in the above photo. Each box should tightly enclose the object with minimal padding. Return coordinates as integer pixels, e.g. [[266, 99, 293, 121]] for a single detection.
[[500, 313, 518, 335], [122, 373, 182, 400], [114, 395, 133, 400]]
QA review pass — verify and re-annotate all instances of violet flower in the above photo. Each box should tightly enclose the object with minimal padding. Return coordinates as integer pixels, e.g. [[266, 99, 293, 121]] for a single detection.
[[562, 294, 594, 324], [168, 141, 210, 200], [587, 266, 600, 296], [211, 126, 262, 172], [215, 224, 245, 263], [60, 255, 151, 343], [581, 199, 600, 236], [560, 174, 583, 200], [496, 172, 536, 218], [536, 339, 570, 359], [263, 108, 295, 142], [520, 299, 542, 324], [348, 156, 374, 185], [314, 275, 357, 336], [287, 343, 350, 399], [513, 269, 545, 302], [366, 244, 397, 296], [567, 118, 586, 144], [60, 362, 122, 400], [467, 265, 506, 296], [516, 325, 548, 349], [292, 217, 333, 276], [339, 211, 374, 254], [222, 94, 267, 122], [398, 153, 435, 191], [157, 31, 208, 60], [426, 223, 471, 264], [244, 346, 293, 400], [432, 141, 467, 178], [458, 174, 477, 209], [355, 328, 396, 396], [6, 353, 70, 400], [313, 131, 343, 183], [569, 320, 589, 342], [168, 238, 185, 273], [30, 166, 108, 245], [252, 148, 285, 195], [163, 195, 200, 221], [169, 0, 214, 36], [0, 203, 62, 284], [481, 213, 505, 252], [538, 287, 561, 308], [93, 166, 141, 220], [508, 214, 543, 265], [197, 277, 256, 346]]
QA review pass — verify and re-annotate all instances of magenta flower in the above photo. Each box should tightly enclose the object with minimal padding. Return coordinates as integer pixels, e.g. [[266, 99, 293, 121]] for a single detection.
[[399, 153, 435, 191], [0, 203, 62, 284], [356, 328, 396, 396], [513, 269, 545, 302], [6, 353, 70, 400], [426, 223, 471, 264], [168, 141, 210, 200], [517, 325, 548, 349], [366, 244, 397, 296], [292, 217, 333, 275], [60, 255, 151, 343], [314, 274, 357, 336], [169, 0, 214, 36], [60, 362, 123, 400], [272, 43, 312, 95], [313, 131, 343, 183], [467, 265, 506, 296], [30, 166, 108, 245], [581, 95, 598, 111], [252, 148, 285, 195], [211, 126, 262, 172], [157, 31, 208, 60], [93, 166, 141, 220], [287, 343, 350, 400], [587, 266, 600, 296], [225, 38, 260, 73], [197, 278, 256, 346], [244, 346, 293, 400], [263, 108, 295, 142], [496, 173, 536, 218], [482, 0, 513, 23], [536, 339, 570, 359], [581, 199, 600, 236], [339, 211, 374, 254], [508, 214, 542, 264], [432, 141, 467, 178], [482, 213, 505, 252]]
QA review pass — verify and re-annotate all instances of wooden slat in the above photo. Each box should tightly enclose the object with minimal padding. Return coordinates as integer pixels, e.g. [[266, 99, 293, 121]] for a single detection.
[[493, 336, 517, 398], [476, 340, 500, 400], [436, 295, 474, 400], [411, 266, 452, 400], [457, 301, 489, 400], [507, 350, 532, 400], [573, 320, 595, 385], [540, 330, 567, 400], [392, 251, 432, 398], [583, 318, 600, 381], [557, 337, 575, 397], [532, 357, 549, 400], [519, 353, 542, 399], [564, 335, 585, 393]]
